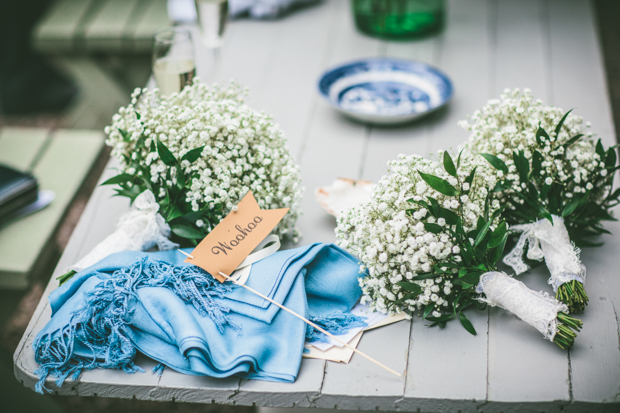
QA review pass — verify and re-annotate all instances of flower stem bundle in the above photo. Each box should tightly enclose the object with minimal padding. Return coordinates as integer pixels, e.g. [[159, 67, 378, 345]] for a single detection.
[[461, 89, 619, 313]]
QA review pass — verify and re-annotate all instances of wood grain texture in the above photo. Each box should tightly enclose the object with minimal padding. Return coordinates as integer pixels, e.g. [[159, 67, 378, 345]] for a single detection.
[[33, 0, 95, 52], [0, 128, 50, 172], [84, 0, 140, 52], [13, 0, 620, 410], [0, 129, 103, 289], [131, 0, 171, 52]]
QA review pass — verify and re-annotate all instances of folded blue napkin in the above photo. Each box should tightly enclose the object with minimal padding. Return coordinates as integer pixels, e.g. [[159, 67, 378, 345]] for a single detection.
[[34, 243, 365, 393]]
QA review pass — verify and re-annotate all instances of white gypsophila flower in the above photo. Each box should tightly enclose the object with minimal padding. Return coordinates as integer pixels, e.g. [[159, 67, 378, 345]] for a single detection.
[[105, 79, 303, 242], [335, 152, 498, 315], [459, 88, 606, 210]]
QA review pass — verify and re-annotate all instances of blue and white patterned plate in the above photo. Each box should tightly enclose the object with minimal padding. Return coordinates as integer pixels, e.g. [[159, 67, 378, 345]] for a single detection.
[[318, 58, 453, 125]]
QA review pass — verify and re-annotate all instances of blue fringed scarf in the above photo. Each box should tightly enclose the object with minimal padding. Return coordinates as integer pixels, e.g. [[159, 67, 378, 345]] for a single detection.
[[34, 243, 366, 393]]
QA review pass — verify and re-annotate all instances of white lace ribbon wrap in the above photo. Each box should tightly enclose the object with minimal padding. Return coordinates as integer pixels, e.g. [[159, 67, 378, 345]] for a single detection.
[[503, 215, 585, 291], [476, 272, 568, 341], [67, 190, 179, 273]]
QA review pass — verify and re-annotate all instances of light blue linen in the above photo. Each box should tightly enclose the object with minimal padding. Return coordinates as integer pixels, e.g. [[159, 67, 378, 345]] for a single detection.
[[34, 243, 364, 392]]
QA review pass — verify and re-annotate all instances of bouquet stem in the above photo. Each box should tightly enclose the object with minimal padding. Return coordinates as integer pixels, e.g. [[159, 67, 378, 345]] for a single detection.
[[556, 280, 589, 313], [554, 312, 583, 349]]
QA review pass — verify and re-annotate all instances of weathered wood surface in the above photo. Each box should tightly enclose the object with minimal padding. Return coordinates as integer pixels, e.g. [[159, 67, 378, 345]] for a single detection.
[[0, 128, 105, 289], [14, 1, 620, 411], [33, 0, 171, 54]]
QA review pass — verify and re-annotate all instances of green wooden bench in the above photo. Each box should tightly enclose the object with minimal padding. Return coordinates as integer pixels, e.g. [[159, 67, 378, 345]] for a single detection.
[[0, 127, 104, 289], [33, 0, 171, 54], [31, 0, 172, 130]]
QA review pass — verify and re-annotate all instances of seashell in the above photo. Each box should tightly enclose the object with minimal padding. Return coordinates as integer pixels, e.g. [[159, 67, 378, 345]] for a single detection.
[[315, 178, 375, 218]]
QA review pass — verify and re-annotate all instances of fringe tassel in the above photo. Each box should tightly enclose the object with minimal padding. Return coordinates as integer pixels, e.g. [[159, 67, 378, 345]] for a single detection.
[[305, 312, 367, 343], [34, 257, 234, 393]]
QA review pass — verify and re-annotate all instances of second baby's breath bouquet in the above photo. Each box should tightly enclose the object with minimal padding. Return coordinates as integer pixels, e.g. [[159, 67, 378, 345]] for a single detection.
[[336, 152, 582, 349], [460, 89, 620, 312]]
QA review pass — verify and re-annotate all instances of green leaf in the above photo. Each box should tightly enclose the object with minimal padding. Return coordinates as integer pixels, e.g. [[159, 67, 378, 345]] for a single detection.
[[166, 204, 185, 221], [514, 150, 530, 182], [606, 147, 617, 169], [464, 166, 477, 192], [443, 151, 457, 177], [596, 139, 605, 158], [423, 303, 434, 319], [492, 181, 510, 193], [102, 173, 134, 186], [489, 232, 509, 265], [458, 268, 467, 278], [418, 171, 458, 196], [118, 128, 131, 142], [562, 196, 581, 217], [474, 218, 492, 246], [459, 312, 477, 335], [531, 150, 544, 176], [480, 153, 508, 175], [536, 125, 550, 146], [397, 282, 422, 295], [488, 221, 507, 248], [460, 273, 481, 286], [407, 199, 431, 211], [157, 139, 178, 166], [182, 145, 206, 163], [408, 273, 439, 281], [427, 197, 441, 217], [424, 223, 444, 234], [554, 109, 573, 136], [563, 134, 584, 149], [171, 224, 205, 239], [457, 148, 464, 168], [437, 206, 460, 225]]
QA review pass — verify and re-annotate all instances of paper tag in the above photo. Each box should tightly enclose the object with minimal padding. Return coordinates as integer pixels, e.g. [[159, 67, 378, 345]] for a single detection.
[[184, 191, 288, 282]]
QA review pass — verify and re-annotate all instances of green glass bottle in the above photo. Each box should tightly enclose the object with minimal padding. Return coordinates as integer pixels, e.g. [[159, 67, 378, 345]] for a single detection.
[[351, 0, 445, 39]]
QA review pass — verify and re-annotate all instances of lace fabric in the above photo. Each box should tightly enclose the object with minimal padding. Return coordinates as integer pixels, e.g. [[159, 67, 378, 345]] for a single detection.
[[502, 215, 585, 291], [68, 190, 179, 273], [476, 272, 568, 341]]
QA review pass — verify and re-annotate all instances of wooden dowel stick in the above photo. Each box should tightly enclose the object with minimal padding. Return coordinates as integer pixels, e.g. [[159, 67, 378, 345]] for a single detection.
[[218, 271, 401, 377]]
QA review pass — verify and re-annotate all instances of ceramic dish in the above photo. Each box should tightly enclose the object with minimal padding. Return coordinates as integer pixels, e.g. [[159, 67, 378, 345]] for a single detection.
[[318, 58, 453, 125]]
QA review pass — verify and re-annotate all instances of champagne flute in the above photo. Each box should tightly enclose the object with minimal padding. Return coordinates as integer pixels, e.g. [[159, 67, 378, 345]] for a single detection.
[[194, 0, 228, 49], [152, 28, 196, 96]]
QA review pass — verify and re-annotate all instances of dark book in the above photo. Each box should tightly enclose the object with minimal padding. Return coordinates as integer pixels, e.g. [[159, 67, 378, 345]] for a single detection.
[[0, 164, 39, 220]]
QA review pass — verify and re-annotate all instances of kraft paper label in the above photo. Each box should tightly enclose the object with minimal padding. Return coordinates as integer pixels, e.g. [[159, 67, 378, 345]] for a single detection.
[[184, 191, 288, 282]]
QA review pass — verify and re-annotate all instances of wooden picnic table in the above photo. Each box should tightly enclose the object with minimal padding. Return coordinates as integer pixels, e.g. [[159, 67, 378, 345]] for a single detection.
[[14, 0, 620, 411]]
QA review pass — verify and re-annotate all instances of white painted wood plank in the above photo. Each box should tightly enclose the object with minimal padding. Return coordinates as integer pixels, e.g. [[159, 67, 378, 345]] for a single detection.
[[396, 1, 493, 409], [546, 0, 620, 408], [296, 0, 381, 246], [243, 0, 341, 158], [361, 36, 440, 183], [485, 0, 571, 406], [152, 371, 240, 403], [233, 359, 326, 407], [492, 0, 550, 99], [399, 311, 488, 413], [317, 320, 411, 410]]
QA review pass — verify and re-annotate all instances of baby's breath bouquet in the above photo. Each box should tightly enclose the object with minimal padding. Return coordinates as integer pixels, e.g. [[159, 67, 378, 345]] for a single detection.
[[461, 89, 620, 312], [104, 80, 303, 246], [57, 81, 303, 285], [336, 152, 582, 348]]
